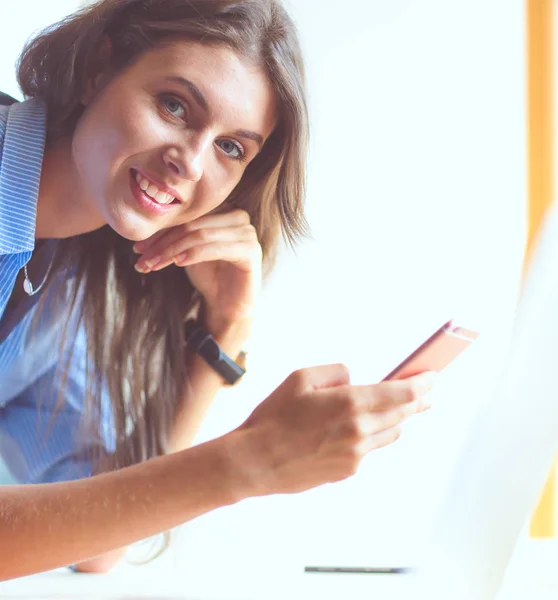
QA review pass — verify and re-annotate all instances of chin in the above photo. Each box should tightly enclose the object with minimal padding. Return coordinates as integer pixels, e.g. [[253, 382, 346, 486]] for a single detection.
[[107, 213, 159, 242], [104, 187, 167, 242]]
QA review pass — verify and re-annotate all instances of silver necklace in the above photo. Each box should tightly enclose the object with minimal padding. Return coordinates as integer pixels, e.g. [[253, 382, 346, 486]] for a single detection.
[[23, 241, 58, 296]]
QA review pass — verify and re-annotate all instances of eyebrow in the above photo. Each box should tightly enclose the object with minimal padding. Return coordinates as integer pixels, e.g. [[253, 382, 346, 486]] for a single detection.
[[164, 76, 265, 149], [165, 76, 209, 111], [234, 129, 264, 149]]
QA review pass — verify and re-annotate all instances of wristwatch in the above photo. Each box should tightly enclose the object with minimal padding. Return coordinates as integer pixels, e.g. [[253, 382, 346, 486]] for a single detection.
[[184, 319, 247, 386]]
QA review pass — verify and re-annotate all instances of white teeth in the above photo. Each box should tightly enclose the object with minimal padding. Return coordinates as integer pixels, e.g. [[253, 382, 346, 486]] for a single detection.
[[134, 170, 175, 204], [155, 191, 173, 204], [135, 171, 148, 190], [145, 184, 158, 198]]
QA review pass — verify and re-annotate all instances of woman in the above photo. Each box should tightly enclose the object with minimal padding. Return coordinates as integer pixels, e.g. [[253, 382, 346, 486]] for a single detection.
[[0, 0, 436, 579]]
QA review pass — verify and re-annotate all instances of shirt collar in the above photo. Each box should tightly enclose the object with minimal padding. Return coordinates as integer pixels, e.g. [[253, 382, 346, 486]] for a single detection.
[[0, 97, 47, 255]]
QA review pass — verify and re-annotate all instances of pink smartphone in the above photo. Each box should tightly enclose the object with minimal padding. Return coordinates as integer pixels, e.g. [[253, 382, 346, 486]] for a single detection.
[[382, 320, 479, 381]]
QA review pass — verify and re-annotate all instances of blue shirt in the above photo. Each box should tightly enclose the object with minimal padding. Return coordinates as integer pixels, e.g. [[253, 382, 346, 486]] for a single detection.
[[0, 98, 113, 484]]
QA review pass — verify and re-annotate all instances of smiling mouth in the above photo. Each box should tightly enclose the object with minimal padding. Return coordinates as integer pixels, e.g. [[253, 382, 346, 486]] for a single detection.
[[130, 169, 181, 205]]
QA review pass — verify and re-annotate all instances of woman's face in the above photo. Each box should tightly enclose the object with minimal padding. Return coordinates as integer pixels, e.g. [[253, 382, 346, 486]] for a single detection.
[[72, 39, 278, 241]]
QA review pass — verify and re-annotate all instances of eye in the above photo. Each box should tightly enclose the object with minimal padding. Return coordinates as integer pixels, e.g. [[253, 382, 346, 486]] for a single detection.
[[216, 139, 246, 162], [161, 95, 187, 121]]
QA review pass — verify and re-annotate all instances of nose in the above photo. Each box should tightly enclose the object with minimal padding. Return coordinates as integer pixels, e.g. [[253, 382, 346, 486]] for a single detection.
[[163, 133, 212, 182]]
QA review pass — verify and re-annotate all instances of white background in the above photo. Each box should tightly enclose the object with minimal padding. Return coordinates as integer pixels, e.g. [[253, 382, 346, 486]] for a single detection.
[[0, 0, 532, 593]]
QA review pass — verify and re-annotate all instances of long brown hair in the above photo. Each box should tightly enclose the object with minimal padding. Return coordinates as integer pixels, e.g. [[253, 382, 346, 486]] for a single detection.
[[16, 0, 309, 510]]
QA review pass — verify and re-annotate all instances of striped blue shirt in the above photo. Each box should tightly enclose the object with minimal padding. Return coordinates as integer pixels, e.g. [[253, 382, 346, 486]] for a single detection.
[[0, 98, 113, 484]]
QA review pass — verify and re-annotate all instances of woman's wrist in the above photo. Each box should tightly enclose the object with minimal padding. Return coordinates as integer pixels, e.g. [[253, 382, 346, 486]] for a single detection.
[[199, 308, 252, 357], [218, 428, 271, 501]]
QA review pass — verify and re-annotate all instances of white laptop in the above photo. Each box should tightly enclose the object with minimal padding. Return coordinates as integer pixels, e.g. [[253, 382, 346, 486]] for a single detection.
[[416, 200, 558, 599]]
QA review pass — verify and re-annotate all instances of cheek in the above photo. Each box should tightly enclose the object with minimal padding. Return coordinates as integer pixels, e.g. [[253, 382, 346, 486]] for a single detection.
[[185, 176, 238, 222], [213, 161, 246, 200], [72, 110, 125, 195], [72, 97, 156, 192], [115, 102, 158, 153], [202, 174, 241, 213]]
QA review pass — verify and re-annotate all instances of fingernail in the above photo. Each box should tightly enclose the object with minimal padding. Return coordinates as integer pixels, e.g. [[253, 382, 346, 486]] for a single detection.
[[174, 251, 189, 266], [132, 243, 143, 254], [134, 262, 147, 273], [143, 256, 161, 269]]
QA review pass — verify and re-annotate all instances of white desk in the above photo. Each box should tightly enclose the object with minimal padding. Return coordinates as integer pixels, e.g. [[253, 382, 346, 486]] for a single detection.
[[2, 540, 558, 600]]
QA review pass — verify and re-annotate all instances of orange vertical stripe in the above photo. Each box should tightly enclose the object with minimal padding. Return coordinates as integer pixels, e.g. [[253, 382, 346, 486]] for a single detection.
[[526, 0, 555, 538]]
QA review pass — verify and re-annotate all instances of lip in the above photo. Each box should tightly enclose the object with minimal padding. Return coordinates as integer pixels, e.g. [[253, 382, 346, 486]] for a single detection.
[[132, 167, 184, 203], [129, 170, 177, 216]]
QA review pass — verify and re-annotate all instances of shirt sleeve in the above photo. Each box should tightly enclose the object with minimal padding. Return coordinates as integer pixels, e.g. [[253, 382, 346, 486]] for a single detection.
[[0, 325, 115, 484]]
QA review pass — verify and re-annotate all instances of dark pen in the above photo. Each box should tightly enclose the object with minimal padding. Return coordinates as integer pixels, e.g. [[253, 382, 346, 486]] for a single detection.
[[304, 566, 414, 574]]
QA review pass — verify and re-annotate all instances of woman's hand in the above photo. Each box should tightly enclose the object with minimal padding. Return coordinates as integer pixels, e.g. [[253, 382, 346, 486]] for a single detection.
[[133, 209, 262, 328], [230, 365, 436, 496]]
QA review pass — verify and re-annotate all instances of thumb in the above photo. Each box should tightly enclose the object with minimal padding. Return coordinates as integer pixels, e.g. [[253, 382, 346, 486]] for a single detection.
[[302, 363, 351, 390]]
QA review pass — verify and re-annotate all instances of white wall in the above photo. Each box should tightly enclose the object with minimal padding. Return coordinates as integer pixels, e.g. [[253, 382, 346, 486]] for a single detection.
[[0, 0, 527, 593], [0, 0, 83, 99]]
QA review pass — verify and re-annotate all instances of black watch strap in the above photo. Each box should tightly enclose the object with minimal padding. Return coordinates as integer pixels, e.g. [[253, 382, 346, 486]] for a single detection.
[[184, 319, 246, 385]]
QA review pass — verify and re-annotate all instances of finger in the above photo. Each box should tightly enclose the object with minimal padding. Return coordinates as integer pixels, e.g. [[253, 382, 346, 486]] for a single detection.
[[135, 224, 197, 258], [173, 240, 261, 270], [160, 224, 255, 262], [139, 208, 251, 255], [333, 402, 416, 444], [398, 370, 439, 390], [372, 371, 438, 408], [134, 222, 199, 256], [182, 208, 251, 232], [136, 227, 258, 272], [357, 426, 402, 455], [134, 210, 251, 255], [386, 370, 438, 395], [132, 227, 175, 254], [343, 371, 436, 414], [363, 402, 418, 434], [291, 363, 351, 391]]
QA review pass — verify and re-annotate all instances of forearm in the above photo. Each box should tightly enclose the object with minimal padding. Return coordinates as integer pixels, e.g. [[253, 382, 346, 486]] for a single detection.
[[0, 434, 250, 581], [75, 314, 251, 573], [71, 546, 128, 573], [168, 313, 251, 453]]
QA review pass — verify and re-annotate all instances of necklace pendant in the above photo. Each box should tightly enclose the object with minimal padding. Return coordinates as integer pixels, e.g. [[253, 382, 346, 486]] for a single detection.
[[23, 278, 34, 295]]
